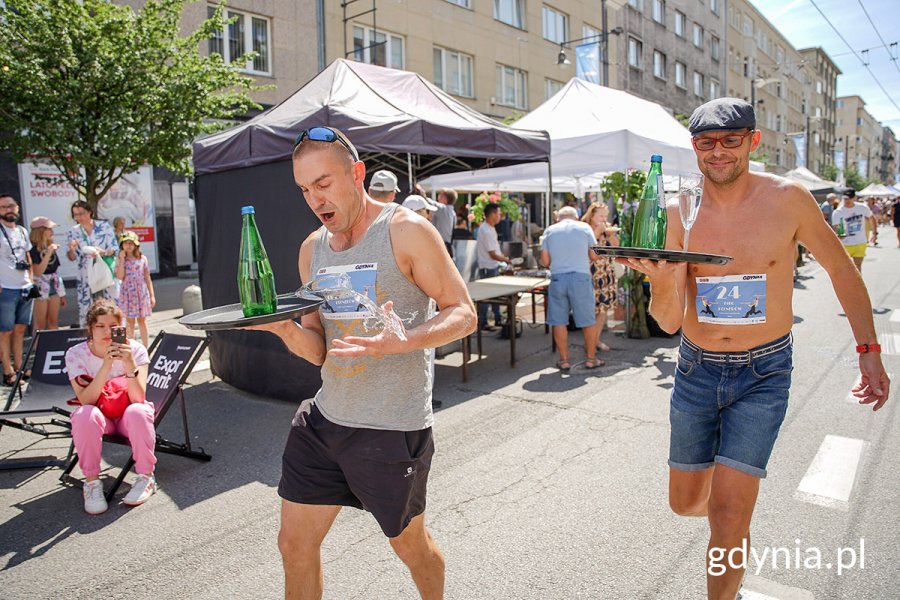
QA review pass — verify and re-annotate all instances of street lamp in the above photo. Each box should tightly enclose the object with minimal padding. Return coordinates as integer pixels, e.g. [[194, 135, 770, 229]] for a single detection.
[[750, 77, 781, 107], [555, 26, 625, 85]]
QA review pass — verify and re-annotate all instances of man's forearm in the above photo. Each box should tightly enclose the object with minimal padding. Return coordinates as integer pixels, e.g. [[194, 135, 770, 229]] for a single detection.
[[273, 322, 327, 366], [648, 275, 685, 334], [828, 263, 878, 344], [405, 303, 477, 351]]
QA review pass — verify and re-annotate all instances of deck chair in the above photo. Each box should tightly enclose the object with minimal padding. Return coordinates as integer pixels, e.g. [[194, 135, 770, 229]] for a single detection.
[[60, 331, 212, 502], [0, 329, 88, 470]]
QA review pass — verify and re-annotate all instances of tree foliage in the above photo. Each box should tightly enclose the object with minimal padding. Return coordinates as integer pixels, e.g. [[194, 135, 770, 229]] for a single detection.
[[819, 163, 839, 182], [0, 0, 262, 207]]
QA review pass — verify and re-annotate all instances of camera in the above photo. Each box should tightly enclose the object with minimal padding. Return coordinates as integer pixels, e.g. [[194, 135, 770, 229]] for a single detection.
[[111, 326, 127, 344], [14, 261, 28, 271]]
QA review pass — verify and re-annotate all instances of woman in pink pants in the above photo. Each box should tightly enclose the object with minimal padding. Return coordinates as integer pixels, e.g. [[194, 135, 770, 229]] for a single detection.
[[66, 299, 153, 515]]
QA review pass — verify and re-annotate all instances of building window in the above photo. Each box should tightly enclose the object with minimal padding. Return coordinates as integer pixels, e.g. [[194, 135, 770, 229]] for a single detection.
[[675, 61, 686, 88], [836, 99, 844, 109], [628, 37, 643, 68], [628, 0, 644, 10], [353, 27, 404, 69], [653, 51, 666, 79], [542, 6, 568, 44], [443, 0, 471, 7], [545, 78, 563, 100], [433, 47, 473, 97], [776, 46, 784, 66], [494, 0, 525, 29], [652, 0, 665, 24], [743, 16, 754, 37], [730, 7, 741, 29], [710, 35, 720, 61], [207, 6, 271, 75], [710, 79, 720, 99], [816, 80, 823, 94], [693, 24, 703, 48], [693, 71, 704, 97], [814, 132, 820, 144], [815, 105, 823, 117], [710, 0, 719, 15], [674, 11, 685, 37], [496, 64, 527, 109]]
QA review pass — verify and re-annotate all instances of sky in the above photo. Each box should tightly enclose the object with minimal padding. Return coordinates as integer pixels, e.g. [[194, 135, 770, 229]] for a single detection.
[[750, 0, 900, 131]]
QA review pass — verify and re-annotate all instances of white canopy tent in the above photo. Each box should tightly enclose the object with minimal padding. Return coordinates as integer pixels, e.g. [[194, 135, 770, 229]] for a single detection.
[[857, 182, 897, 197], [421, 78, 700, 218], [782, 166, 841, 193]]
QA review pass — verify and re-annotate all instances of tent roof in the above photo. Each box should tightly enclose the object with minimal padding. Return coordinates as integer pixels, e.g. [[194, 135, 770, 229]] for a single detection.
[[857, 182, 897, 197], [422, 78, 699, 191], [783, 166, 840, 192], [192, 59, 550, 175]]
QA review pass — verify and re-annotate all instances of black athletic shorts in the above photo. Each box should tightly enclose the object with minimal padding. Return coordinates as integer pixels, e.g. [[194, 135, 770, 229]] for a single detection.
[[278, 401, 435, 538]]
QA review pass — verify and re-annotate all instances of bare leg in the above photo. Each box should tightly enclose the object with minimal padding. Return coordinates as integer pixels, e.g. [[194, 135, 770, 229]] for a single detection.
[[853, 257, 864, 272], [596, 309, 610, 351], [46, 296, 61, 330], [126, 317, 136, 341], [32, 299, 48, 332], [137, 317, 149, 348], [706, 465, 760, 600], [581, 323, 599, 361], [11, 324, 26, 372], [389, 513, 445, 600], [0, 331, 12, 377], [552, 325, 569, 363], [669, 467, 714, 517], [279, 501, 342, 600]]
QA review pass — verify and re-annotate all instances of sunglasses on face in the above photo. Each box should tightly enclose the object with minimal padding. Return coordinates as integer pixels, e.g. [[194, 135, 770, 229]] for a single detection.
[[293, 126, 359, 161], [691, 130, 755, 151]]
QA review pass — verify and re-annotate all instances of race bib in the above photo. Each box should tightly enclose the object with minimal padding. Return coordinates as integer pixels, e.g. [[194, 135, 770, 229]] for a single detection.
[[316, 263, 378, 320], [695, 274, 767, 325]]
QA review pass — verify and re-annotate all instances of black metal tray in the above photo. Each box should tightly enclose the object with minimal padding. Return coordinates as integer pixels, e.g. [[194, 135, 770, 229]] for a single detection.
[[592, 246, 732, 265], [179, 294, 323, 331]]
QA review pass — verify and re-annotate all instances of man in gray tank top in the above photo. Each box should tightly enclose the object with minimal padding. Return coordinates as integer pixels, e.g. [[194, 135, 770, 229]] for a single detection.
[[251, 126, 476, 599]]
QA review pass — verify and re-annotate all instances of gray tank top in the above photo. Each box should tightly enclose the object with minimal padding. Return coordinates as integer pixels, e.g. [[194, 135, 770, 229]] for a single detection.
[[310, 203, 434, 431]]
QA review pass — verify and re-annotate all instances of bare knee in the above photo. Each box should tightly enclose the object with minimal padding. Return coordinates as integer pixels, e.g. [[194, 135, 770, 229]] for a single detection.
[[669, 493, 707, 516], [278, 527, 321, 565], [669, 468, 712, 516], [708, 498, 753, 536], [389, 524, 441, 569]]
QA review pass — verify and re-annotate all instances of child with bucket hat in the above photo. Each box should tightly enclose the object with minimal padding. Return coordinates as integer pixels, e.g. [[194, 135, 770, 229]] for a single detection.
[[114, 230, 156, 348]]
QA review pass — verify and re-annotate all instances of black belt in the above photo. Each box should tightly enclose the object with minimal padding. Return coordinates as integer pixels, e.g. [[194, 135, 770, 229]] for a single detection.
[[681, 333, 792, 365]]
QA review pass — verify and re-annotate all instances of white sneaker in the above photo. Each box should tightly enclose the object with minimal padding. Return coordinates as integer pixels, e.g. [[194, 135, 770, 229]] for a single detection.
[[122, 473, 157, 506], [83, 480, 108, 515]]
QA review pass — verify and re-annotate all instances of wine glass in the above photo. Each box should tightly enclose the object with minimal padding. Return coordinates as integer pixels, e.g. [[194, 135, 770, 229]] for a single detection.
[[677, 174, 704, 252]]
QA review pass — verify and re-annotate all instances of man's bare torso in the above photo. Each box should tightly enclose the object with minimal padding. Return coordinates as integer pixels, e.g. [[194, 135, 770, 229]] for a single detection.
[[671, 173, 799, 351]]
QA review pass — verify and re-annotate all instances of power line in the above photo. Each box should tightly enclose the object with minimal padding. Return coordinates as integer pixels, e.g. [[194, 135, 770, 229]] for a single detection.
[[808, 0, 900, 115], [856, 0, 900, 79]]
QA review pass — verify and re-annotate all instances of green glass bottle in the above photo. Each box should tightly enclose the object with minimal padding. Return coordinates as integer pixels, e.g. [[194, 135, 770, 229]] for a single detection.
[[631, 155, 667, 249], [238, 205, 277, 317], [836, 217, 846, 237]]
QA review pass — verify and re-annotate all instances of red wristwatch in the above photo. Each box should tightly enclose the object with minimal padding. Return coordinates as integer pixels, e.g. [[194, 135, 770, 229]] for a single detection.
[[856, 343, 881, 354]]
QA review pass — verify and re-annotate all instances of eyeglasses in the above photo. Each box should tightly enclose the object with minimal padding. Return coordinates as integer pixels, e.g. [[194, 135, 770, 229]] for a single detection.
[[691, 130, 755, 151], [294, 126, 359, 161]]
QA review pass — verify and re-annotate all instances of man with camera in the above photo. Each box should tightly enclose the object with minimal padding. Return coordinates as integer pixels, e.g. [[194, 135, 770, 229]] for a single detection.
[[0, 194, 36, 386]]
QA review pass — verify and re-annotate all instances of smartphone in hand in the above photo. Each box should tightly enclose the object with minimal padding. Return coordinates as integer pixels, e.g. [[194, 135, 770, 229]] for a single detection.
[[111, 326, 127, 344]]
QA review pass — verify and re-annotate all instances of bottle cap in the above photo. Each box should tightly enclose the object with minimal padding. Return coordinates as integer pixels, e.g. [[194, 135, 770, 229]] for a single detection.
[[651, 154, 663, 163], [241, 205, 255, 215]]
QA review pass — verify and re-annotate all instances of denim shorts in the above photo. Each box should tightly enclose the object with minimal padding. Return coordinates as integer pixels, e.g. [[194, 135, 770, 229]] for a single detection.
[[0, 287, 34, 331], [669, 333, 793, 479], [547, 271, 596, 328]]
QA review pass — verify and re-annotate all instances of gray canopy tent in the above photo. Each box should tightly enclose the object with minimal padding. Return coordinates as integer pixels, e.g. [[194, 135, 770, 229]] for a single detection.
[[192, 59, 551, 399]]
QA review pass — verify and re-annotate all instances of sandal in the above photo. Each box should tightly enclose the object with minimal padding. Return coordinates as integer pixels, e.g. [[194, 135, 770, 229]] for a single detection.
[[555, 359, 571, 372], [597, 342, 611, 352], [583, 357, 605, 370], [22, 369, 31, 381], [3, 372, 16, 386]]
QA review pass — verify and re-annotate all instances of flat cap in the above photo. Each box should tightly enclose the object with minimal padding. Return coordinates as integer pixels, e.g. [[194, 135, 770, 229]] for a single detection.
[[688, 98, 756, 135]]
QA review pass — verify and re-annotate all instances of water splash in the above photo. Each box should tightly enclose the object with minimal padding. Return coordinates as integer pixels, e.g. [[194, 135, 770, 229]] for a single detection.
[[296, 272, 408, 341]]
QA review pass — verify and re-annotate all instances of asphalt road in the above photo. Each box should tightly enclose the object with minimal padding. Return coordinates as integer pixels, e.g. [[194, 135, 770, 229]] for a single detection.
[[1, 235, 897, 599]]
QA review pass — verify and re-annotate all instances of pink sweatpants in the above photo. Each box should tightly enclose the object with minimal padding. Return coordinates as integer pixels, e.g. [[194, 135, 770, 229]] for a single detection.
[[70, 402, 157, 478]]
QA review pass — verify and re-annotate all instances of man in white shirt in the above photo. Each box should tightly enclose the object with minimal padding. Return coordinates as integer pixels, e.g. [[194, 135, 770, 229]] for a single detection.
[[475, 202, 509, 331], [832, 189, 876, 272], [0, 194, 35, 385]]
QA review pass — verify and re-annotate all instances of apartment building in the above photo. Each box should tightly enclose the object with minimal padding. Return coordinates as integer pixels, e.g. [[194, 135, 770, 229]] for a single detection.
[[726, 0, 811, 174], [835, 95, 882, 180], [610, 0, 726, 118], [878, 126, 896, 185], [799, 47, 840, 176]]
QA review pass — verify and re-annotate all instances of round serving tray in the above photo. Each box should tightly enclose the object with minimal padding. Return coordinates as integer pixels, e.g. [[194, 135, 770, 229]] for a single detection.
[[178, 294, 323, 331], [592, 246, 733, 265]]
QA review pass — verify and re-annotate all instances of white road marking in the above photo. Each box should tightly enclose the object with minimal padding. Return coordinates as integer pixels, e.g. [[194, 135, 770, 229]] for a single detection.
[[890, 309, 900, 323], [879, 332, 900, 355], [795, 435, 866, 509]]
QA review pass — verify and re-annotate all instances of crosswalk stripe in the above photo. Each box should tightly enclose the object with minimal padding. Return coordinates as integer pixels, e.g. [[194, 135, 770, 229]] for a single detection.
[[879, 332, 900, 355], [795, 435, 866, 509], [890, 309, 900, 323]]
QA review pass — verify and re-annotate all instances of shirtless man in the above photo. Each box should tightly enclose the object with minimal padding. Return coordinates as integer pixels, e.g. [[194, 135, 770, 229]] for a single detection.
[[252, 126, 476, 599], [621, 98, 890, 600]]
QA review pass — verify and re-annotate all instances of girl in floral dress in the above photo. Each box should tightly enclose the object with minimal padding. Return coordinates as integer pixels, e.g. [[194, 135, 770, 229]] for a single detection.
[[582, 202, 619, 352], [114, 231, 155, 348]]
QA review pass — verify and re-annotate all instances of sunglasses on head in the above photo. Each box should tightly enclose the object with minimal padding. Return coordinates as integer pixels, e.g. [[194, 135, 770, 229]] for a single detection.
[[294, 126, 359, 161], [691, 130, 755, 151]]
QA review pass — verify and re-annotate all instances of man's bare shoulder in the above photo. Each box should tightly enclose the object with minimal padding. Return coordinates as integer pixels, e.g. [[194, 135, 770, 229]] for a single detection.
[[748, 172, 814, 206]]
